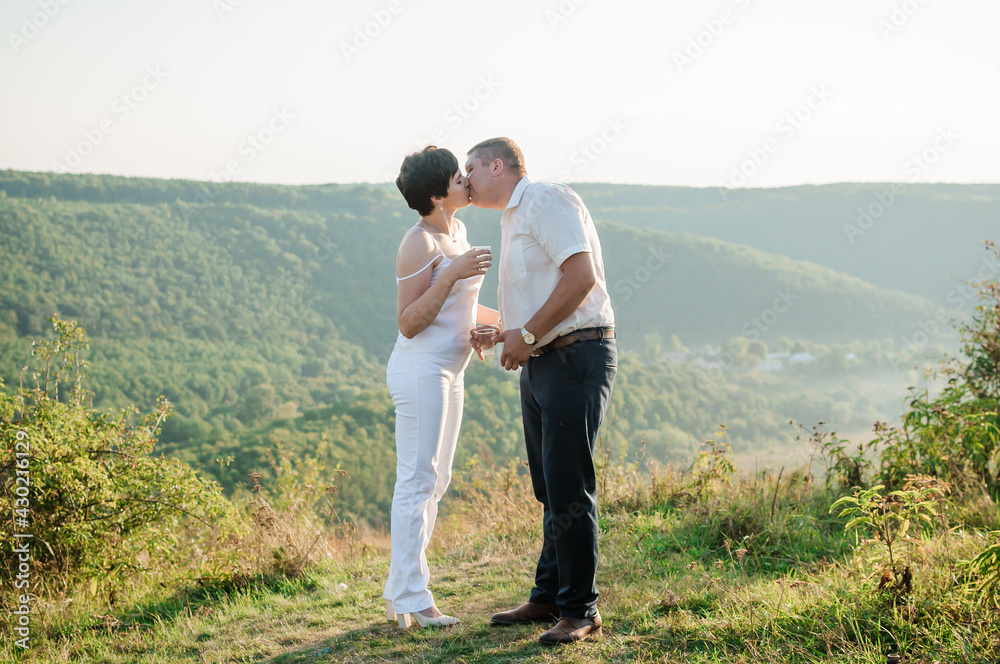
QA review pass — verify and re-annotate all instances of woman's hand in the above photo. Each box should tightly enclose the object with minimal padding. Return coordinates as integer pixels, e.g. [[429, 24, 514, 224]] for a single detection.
[[470, 324, 502, 360], [443, 248, 491, 282]]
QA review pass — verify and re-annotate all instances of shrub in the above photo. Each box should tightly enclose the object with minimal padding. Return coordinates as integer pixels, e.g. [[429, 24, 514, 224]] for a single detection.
[[969, 537, 1000, 603], [801, 420, 873, 491], [689, 424, 735, 495], [872, 241, 1000, 497], [0, 316, 242, 599], [831, 476, 948, 568]]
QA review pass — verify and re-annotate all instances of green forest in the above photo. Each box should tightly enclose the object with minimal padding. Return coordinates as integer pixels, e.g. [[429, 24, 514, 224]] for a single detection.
[[570, 182, 1000, 302], [0, 170, 987, 525]]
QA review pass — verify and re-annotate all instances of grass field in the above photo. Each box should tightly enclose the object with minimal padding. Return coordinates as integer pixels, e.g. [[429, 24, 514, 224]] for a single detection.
[[6, 455, 1000, 664]]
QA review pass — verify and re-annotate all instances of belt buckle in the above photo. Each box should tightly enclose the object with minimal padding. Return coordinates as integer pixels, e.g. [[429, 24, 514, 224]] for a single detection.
[[596, 328, 605, 340]]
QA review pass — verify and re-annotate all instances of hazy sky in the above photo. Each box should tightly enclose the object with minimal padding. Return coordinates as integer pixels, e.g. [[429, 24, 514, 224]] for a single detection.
[[1, 0, 998, 188]]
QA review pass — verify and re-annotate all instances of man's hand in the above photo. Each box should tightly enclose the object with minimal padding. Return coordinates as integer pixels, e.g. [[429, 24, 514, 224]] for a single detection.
[[497, 329, 534, 370]]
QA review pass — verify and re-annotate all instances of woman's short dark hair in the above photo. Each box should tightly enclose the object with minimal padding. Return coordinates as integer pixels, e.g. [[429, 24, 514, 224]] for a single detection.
[[395, 146, 458, 216]]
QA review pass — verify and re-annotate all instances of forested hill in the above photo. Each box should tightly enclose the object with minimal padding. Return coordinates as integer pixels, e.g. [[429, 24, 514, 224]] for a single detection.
[[0, 170, 965, 521], [570, 182, 1000, 302], [0, 169, 937, 360], [1, 171, 994, 305]]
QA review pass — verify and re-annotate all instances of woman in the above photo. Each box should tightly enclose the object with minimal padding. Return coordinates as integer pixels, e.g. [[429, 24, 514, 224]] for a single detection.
[[383, 146, 500, 628]]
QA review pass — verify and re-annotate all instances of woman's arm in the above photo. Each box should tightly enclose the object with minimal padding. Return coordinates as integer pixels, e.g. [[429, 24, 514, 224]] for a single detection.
[[475, 305, 501, 327]]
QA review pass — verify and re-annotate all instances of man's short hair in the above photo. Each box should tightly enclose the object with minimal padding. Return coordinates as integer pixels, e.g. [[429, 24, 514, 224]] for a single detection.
[[395, 146, 458, 217], [467, 137, 526, 176]]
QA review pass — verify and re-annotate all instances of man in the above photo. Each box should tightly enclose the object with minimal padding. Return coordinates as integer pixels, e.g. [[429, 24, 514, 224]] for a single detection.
[[465, 137, 617, 645]]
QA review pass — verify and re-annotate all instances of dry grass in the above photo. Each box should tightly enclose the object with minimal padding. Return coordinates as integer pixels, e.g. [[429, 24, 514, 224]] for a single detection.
[[5, 448, 1000, 663]]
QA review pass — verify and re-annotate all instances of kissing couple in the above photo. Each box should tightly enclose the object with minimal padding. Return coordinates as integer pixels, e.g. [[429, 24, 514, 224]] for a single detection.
[[382, 137, 617, 645]]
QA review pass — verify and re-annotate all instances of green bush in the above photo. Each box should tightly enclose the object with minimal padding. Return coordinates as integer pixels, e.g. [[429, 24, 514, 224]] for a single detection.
[[823, 242, 1000, 605], [871, 241, 1000, 497], [0, 316, 242, 599], [877, 383, 1000, 493], [969, 538, 1000, 602], [831, 477, 946, 568]]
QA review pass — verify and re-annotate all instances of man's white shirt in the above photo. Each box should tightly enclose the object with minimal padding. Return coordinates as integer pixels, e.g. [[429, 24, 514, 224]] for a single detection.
[[497, 177, 615, 348]]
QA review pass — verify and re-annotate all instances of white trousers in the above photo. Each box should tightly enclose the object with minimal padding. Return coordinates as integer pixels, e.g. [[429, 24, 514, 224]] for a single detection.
[[383, 345, 471, 614]]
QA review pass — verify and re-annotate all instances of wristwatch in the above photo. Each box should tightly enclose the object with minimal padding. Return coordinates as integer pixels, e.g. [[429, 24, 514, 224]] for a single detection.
[[520, 326, 536, 345]]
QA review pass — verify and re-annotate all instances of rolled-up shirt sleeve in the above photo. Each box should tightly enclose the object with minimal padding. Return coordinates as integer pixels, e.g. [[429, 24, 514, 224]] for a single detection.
[[526, 186, 593, 268]]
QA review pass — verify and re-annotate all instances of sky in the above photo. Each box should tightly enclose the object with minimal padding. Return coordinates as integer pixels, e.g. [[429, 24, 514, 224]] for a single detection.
[[1, 0, 998, 188]]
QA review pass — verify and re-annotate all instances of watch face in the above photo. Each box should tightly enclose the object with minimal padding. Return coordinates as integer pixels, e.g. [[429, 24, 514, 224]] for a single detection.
[[522, 330, 536, 345]]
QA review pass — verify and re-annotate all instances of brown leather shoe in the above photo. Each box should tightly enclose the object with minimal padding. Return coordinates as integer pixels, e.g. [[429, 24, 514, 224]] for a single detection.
[[490, 602, 560, 625], [538, 612, 603, 645]]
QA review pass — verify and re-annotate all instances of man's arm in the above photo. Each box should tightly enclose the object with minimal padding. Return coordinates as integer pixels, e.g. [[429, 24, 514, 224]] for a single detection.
[[497, 251, 596, 370]]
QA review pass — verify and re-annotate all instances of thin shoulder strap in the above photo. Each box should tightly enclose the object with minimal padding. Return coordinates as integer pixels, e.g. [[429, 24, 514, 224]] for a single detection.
[[395, 224, 444, 281], [407, 224, 444, 253], [396, 254, 443, 282]]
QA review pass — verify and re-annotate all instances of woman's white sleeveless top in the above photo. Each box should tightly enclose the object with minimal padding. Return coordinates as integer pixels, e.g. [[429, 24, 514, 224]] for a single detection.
[[394, 223, 483, 353]]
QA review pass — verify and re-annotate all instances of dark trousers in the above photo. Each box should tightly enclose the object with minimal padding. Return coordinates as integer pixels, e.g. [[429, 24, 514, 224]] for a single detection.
[[520, 338, 617, 618]]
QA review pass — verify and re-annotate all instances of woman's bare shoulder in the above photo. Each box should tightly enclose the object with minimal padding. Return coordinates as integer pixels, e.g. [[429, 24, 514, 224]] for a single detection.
[[396, 226, 442, 277]]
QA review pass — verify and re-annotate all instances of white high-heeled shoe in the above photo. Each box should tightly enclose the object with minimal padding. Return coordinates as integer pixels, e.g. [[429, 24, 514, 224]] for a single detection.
[[397, 608, 459, 628], [385, 599, 395, 622]]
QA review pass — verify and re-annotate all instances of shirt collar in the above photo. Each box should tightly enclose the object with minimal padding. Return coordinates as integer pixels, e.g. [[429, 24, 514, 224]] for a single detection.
[[503, 176, 532, 211]]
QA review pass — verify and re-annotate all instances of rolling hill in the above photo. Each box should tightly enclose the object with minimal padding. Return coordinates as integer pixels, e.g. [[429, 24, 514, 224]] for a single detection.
[[569, 182, 1000, 303], [0, 170, 977, 522]]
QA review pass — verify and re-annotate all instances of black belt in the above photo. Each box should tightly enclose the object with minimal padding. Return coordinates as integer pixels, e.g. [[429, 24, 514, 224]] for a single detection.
[[530, 326, 615, 357]]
